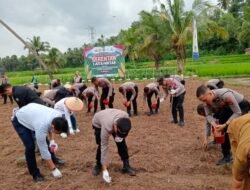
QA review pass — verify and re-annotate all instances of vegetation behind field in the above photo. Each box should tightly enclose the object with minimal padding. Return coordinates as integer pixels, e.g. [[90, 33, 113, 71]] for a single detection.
[[7, 54, 250, 85]]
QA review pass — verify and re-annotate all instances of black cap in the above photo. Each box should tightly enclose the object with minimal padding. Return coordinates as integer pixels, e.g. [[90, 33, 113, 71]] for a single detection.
[[116, 118, 131, 138]]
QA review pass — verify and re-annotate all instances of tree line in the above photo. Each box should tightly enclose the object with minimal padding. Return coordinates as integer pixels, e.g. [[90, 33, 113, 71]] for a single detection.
[[0, 0, 250, 75]]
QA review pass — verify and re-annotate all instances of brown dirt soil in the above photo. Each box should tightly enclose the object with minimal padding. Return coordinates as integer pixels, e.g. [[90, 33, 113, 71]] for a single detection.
[[1, 78, 249, 190]]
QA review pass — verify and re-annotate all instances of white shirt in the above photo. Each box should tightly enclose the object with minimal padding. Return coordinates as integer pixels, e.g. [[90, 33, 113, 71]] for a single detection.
[[15, 103, 62, 160], [54, 98, 73, 130]]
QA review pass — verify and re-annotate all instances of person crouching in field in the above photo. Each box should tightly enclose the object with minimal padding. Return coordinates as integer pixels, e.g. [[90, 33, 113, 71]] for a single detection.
[[196, 85, 250, 165], [227, 114, 250, 190], [41, 89, 59, 107], [206, 79, 224, 90], [54, 97, 83, 136], [82, 86, 99, 113], [118, 82, 138, 117], [91, 77, 115, 110], [92, 109, 136, 183], [143, 82, 160, 116], [12, 103, 68, 182], [195, 79, 225, 148], [158, 76, 186, 127]]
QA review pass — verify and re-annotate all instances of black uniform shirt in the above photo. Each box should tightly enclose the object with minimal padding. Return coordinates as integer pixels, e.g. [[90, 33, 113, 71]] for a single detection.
[[12, 86, 44, 108]]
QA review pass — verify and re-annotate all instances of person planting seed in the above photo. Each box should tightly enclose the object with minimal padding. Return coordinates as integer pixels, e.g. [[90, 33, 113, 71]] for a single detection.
[[118, 82, 138, 117], [143, 82, 160, 116], [92, 109, 136, 183], [91, 77, 115, 110], [157, 76, 186, 127], [54, 97, 83, 136], [11, 103, 68, 182], [82, 86, 99, 113], [196, 85, 250, 165]]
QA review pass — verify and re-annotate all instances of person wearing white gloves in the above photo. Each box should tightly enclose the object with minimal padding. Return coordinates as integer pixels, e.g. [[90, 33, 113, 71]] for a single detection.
[[157, 76, 186, 127], [92, 109, 136, 183], [54, 97, 84, 136], [12, 103, 68, 182]]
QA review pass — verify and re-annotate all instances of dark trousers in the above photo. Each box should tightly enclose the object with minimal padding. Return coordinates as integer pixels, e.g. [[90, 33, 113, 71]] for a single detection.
[[126, 86, 138, 115], [100, 87, 115, 110], [239, 99, 250, 114], [12, 117, 41, 177], [171, 92, 185, 122], [12, 117, 58, 178], [2, 94, 13, 104], [147, 90, 160, 112], [215, 100, 250, 158], [93, 127, 129, 165], [70, 115, 77, 130], [214, 108, 233, 158], [87, 95, 98, 113]]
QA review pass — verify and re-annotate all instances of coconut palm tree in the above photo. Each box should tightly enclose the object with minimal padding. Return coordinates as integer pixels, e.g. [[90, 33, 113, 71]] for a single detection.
[[45, 48, 65, 72], [158, 0, 228, 74], [137, 11, 170, 70], [29, 36, 50, 55], [218, 0, 231, 10]]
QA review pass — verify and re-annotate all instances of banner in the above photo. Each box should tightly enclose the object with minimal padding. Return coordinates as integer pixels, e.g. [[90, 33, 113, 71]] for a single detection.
[[192, 19, 199, 60], [83, 45, 125, 79]]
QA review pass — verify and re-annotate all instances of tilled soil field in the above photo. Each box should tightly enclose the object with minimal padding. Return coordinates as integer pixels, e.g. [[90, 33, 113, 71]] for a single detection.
[[1, 78, 249, 190]]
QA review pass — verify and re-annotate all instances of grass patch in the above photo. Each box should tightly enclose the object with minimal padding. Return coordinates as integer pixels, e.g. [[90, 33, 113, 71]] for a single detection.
[[6, 54, 250, 85]]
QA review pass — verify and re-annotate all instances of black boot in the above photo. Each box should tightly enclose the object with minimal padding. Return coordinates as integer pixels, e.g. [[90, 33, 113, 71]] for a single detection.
[[33, 173, 45, 182], [127, 110, 132, 117], [147, 110, 154, 116], [51, 154, 65, 166], [92, 163, 102, 176], [216, 155, 232, 166], [122, 160, 136, 176]]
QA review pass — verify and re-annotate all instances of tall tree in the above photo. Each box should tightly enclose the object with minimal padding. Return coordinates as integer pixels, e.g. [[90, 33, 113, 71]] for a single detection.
[[29, 36, 50, 55], [137, 11, 170, 70], [238, 3, 250, 47], [45, 48, 65, 72], [218, 0, 231, 10], [158, 0, 227, 74]]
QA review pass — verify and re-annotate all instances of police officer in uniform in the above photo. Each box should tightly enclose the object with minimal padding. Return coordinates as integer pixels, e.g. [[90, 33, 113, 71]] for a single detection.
[[196, 85, 250, 165], [118, 82, 138, 116]]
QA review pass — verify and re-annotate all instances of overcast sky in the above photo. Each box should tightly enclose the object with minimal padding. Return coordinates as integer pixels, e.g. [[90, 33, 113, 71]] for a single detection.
[[0, 0, 217, 57]]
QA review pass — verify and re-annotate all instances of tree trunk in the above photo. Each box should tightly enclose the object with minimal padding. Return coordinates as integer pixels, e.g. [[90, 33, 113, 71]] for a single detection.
[[176, 57, 184, 75], [175, 46, 186, 75], [153, 54, 160, 71], [155, 59, 160, 71], [0, 19, 53, 80]]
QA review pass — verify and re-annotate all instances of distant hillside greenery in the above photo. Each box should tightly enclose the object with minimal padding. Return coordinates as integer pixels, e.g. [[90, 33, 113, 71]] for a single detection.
[[0, 0, 250, 78]]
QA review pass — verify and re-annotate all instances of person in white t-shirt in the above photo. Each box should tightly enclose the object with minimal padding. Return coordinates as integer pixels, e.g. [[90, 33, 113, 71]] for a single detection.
[[54, 97, 84, 136], [12, 103, 68, 182]]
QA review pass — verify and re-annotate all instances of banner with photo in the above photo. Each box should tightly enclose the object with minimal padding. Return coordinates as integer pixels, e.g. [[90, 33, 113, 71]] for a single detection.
[[83, 45, 125, 79]]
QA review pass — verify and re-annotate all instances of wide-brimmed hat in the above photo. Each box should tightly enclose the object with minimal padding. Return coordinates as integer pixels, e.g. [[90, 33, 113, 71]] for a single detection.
[[65, 97, 84, 112]]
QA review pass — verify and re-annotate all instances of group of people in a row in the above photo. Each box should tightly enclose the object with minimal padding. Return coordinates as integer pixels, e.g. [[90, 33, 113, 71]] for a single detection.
[[1, 72, 248, 189], [196, 79, 250, 189], [0, 72, 187, 184], [40, 73, 187, 126]]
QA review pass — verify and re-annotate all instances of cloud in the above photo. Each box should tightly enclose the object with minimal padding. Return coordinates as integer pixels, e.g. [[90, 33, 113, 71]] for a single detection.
[[0, 0, 217, 57]]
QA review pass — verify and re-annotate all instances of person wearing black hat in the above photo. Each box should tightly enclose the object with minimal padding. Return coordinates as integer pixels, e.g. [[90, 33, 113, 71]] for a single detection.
[[92, 109, 136, 183]]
